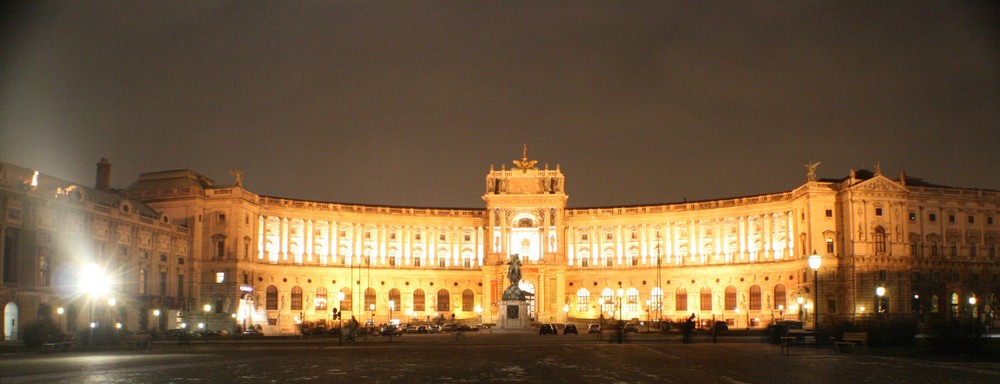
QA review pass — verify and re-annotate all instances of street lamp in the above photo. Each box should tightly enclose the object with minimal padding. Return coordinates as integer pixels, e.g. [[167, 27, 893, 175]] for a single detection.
[[562, 304, 569, 323], [203, 304, 211, 343], [808, 251, 821, 334], [616, 288, 624, 344], [876, 286, 886, 315], [153, 309, 161, 333], [79, 263, 112, 349], [797, 296, 805, 322], [369, 303, 376, 330], [336, 291, 345, 346], [388, 300, 396, 343], [969, 297, 977, 320]]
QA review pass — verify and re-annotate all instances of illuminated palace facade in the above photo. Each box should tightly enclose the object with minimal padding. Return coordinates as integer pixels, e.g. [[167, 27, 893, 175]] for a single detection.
[[2, 155, 999, 339]]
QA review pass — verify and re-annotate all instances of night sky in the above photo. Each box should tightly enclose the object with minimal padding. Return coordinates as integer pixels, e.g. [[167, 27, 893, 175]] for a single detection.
[[2, 1, 998, 208]]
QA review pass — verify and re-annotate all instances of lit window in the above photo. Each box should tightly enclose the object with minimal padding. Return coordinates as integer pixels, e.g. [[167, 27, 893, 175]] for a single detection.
[[576, 289, 590, 312], [215, 272, 225, 283]]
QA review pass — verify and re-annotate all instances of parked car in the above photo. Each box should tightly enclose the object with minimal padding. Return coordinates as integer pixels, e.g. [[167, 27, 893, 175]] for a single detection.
[[405, 324, 419, 334], [713, 321, 729, 332], [539, 323, 557, 335], [623, 323, 639, 333], [243, 328, 263, 337], [416, 325, 429, 334], [429, 325, 442, 333], [164, 328, 194, 339], [587, 324, 601, 334], [382, 324, 403, 336], [563, 324, 579, 335], [457, 324, 474, 332], [442, 323, 459, 332]]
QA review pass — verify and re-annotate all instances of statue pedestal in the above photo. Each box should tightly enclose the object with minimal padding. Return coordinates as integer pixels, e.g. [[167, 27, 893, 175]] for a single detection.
[[497, 300, 530, 330]]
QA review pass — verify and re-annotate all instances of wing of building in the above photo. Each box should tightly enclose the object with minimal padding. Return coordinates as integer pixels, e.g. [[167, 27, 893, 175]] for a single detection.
[[2, 156, 998, 339]]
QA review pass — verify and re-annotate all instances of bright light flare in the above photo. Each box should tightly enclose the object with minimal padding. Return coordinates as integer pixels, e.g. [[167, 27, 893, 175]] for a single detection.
[[79, 263, 112, 297]]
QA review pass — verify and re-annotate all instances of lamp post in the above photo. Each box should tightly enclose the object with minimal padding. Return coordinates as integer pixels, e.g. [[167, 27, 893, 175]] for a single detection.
[[153, 309, 161, 334], [876, 286, 886, 316], [797, 296, 805, 322], [203, 304, 211, 343], [369, 303, 376, 332], [616, 288, 624, 344], [337, 292, 345, 346], [80, 263, 111, 349], [808, 252, 821, 339], [108, 298, 119, 331], [969, 297, 977, 321], [388, 300, 396, 343]]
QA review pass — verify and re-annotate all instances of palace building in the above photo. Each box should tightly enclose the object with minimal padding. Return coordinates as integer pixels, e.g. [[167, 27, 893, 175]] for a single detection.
[[2, 154, 998, 339]]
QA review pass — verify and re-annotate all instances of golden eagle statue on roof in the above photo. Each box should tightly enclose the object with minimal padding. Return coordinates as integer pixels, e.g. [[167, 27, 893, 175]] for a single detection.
[[512, 144, 537, 173]]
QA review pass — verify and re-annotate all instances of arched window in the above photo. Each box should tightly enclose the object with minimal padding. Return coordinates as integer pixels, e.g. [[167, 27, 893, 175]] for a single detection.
[[388, 288, 401, 311], [437, 289, 450, 312], [650, 287, 663, 313], [315, 287, 328, 311], [340, 288, 352, 311], [266, 285, 278, 310], [462, 289, 474, 312], [676, 288, 688, 312], [700, 287, 712, 311], [626, 288, 639, 313], [601, 288, 614, 314], [413, 289, 425, 312], [749, 285, 762, 310], [725, 286, 737, 311], [290, 286, 303, 311], [576, 289, 590, 312], [364, 288, 377, 311], [930, 294, 939, 314], [774, 284, 786, 310], [874, 226, 887, 253]]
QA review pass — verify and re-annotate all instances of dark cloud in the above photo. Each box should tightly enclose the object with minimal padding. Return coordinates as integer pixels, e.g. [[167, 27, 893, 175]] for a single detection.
[[2, 1, 998, 208]]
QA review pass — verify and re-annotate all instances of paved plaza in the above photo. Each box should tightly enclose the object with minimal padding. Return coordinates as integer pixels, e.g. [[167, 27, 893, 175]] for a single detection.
[[1, 333, 998, 383]]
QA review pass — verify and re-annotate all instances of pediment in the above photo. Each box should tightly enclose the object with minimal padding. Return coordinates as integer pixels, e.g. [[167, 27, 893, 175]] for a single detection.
[[851, 175, 908, 194]]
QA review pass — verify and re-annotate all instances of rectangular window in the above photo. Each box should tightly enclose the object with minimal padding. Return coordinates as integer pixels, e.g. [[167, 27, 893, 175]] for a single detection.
[[389, 257, 397, 266], [969, 216, 975, 224], [631, 231, 638, 240], [463, 257, 472, 268], [160, 253, 167, 262], [178, 257, 184, 265], [581, 234, 589, 241], [970, 243, 977, 258], [825, 209, 833, 217], [909, 212, 917, 221], [216, 272, 225, 283], [581, 258, 589, 267], [439, 234, 446, 241], [141, 250, 149, 259], [339, 230, 346, 237], [415, 233, 421, 241], [951, 244, 957, 257], [177, 275, 184, 297], [438, 258, 446, 267], [159, 272, 167, 295], [414, 257, 422, 267], [606, 233, 613, 241], [218, 214, 225, 222], [879, 270, 887, 281], [988, 216, 994, 225], [826, 239, 835, 254], [2, 228, 19, 284], [390, 233, 397, 240], [875, 208, 883, 216], [364, 231, 371, 239], [910, 243, 918, 256], [929, 213, 937, 222], [949, 215, 956, 223], [931, 244, 938, 257], [464, 234, 471, 242], [138, 269, 147, 295]]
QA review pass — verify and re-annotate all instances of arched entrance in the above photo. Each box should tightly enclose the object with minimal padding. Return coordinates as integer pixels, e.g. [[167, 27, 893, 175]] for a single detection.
[[3, 302, 18, 341], [518, 280, 535, 320]]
